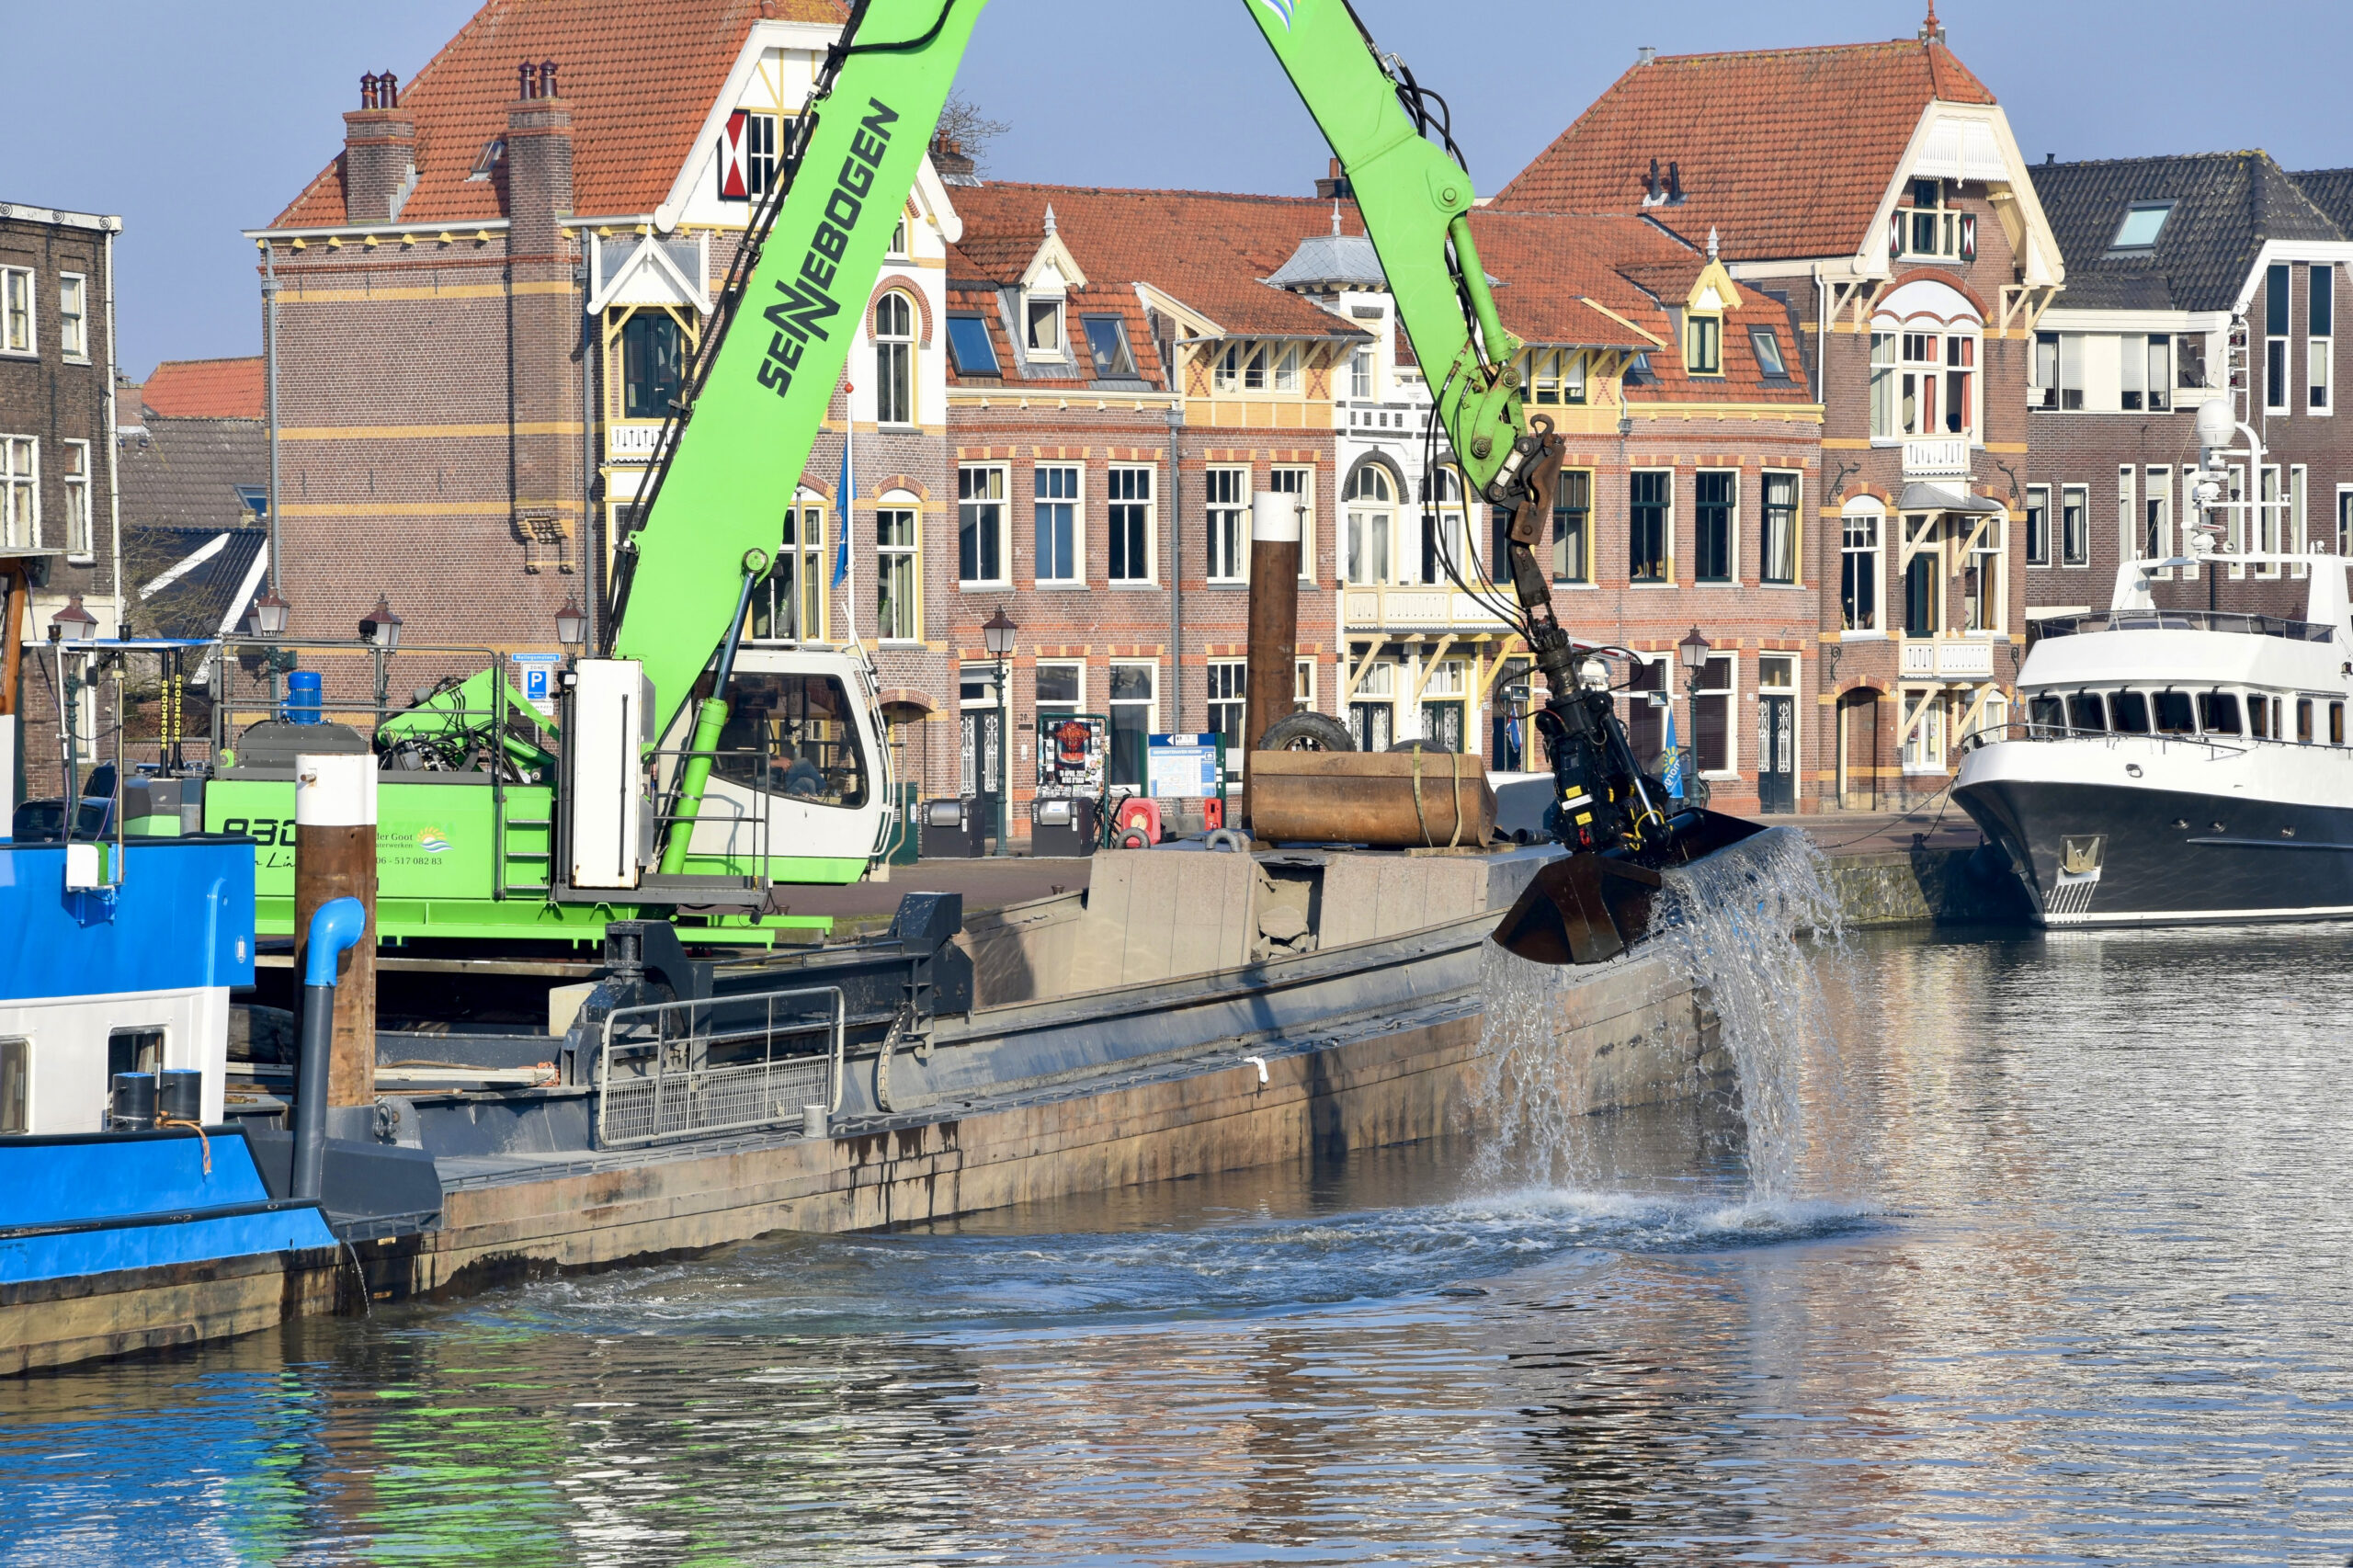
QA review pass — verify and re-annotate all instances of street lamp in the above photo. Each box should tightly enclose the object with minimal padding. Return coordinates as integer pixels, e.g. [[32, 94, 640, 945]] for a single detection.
[[249, 590, 290, 637], [982, 608, 1017, 856], [358, 593, 403, 651], [1677, 626, 1711, 797], [555, 594, 586, 653]]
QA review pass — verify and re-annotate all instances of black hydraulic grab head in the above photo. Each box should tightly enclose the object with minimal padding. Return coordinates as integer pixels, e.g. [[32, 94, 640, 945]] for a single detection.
[[1491, 808, 1769, 965]]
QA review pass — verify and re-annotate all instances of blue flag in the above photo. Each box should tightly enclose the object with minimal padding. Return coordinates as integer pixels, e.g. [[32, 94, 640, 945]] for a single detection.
[[832, 426, 851, 588], [1660, 703, 1684, 799]]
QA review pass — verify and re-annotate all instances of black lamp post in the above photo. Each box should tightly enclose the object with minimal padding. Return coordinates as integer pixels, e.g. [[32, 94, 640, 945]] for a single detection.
[[249, 590, 290, 638], [1677, 625, 1711, 794], [359, 593, 403, 725], [982, 608, 1017, 855]]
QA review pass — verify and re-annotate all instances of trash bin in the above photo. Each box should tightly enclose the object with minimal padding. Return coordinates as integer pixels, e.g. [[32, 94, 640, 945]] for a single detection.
[[919, 796, 983, 858], [885, 782, 922, 867], [1031, 796, 1097, 858]]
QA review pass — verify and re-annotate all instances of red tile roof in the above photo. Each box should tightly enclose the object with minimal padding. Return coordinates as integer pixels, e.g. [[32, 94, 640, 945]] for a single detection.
[[141, 358, 267, 420], [1495, 37, 1996, 262], [949, 184, 1375, 340], [272, 0, 846, 230]]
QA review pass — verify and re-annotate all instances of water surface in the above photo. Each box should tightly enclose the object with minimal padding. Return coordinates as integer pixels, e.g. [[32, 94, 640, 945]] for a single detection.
[[6, 925, 2353, 1565]]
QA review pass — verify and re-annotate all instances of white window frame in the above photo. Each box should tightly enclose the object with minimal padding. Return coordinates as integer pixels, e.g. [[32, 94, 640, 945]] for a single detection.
[[875, 492, 921, 643], [2143, 465, 2171, 582], [2062, 483, 2089, 568], [1963, 512, 2006, 634], [1033, 463, 1083, 586], [1759, 469, 1801, 585], [1204, 465, 1249, 584], [2118, 465, 2137, 563], [777, 492, 828, 641], [1, 436, 36, 550], [1840, 501, 1883, 635], [1420, 467, 1470, 587], [1344, 463, 1396, 585], [1106, 464, 1156, 585], [1207, 658, 1247, 748], [60, 438, 91, 560], [2267, 263, 2292, 414], [1348, 346, 1374, 401], [1272, 343, 1300, 393], [872, 290, 915, 427], [1694, 652, 1738, 778], [1034, 658, 1085, 718], [1, 267, 31, 356], [2259, 464, 2284, 574], [1108, 659, 1159, 748], [1900, 686, 1947, 774], [58, 273, 87, 362], [887, 210, 911, 259], [2311, 263, 2334, 415], [2291, 463, 2309, 573], [1025, 292, 1066, 359], [2025, 483, 2051, 567], [957, 463, 1010, 587], [2338, 483, 2353, 556], [1294, 656, 1316, 710], [1270, 464, 1313, 584]]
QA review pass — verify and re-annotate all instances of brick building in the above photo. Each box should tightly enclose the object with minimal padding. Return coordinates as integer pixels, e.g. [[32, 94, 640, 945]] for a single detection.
[[2023, 153, 2353, 624], [1497, 19, 2064, 808], [0, 198, 122, 805]]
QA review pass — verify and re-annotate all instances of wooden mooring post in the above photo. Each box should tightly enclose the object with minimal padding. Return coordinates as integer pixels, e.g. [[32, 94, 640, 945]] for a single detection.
[[292, 753, 377, 1106]]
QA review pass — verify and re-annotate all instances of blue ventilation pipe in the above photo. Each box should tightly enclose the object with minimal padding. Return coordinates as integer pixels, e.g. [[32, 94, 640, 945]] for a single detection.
[[290, 896, 367, 1203]]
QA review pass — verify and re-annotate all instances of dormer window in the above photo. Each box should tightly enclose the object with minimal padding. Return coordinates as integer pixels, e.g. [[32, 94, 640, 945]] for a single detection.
[[1525, 348, 1586, 405], [1083, 314, 1136, 378], [466, 136, 506, 183], [2109, 201, 2171, 253], [1893, 177, 1975, 262], [1686, 312, 1722, 376], [1026, 295, 1063, 356]]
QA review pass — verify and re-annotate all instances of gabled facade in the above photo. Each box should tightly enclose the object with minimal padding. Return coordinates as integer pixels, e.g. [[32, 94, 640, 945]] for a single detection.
[[2026, 152, 2353, 625], [118, 358, 271, 639], [1498, 17, 2062, 808]]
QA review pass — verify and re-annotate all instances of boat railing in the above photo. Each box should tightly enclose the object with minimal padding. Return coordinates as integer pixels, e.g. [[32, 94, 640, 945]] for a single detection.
[[2032, 609, 2335, 643], [594, 984, 846, 1149], [1959, 722, 2254, 758]]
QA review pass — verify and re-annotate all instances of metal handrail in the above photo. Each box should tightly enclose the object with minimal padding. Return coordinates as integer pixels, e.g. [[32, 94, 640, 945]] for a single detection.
[[594, 983, 846, 1149], [2033, 609, 2336, 643], [1959, 721, 2258, 758]]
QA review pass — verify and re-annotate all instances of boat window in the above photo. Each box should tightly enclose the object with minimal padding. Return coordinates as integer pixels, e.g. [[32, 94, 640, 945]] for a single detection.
[[2111, 691, 2151, 733], [107, 1028, 164, 1080], [2067, 692, 2108, 732], [0, 1037, 24, 1135], [2153, 691, 2196, 734], [2335, 702, 2346, 745], [2298, 699, 2315, 744], [2029, 694, 2064, 734], [699, 670, 870, 809], [2250, 695, 2272, 739], [2200, 692, 2243, 735]]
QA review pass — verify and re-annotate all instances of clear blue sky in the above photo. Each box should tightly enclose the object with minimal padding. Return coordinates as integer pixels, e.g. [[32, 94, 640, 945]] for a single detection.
[[3, 0, 2346, 378]]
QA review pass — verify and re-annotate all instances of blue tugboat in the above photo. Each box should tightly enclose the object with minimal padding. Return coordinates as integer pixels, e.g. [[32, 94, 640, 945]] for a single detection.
[[0, 825, 343, 1373]]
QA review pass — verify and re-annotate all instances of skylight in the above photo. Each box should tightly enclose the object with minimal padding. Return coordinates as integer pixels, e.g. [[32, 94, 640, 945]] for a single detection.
[[945, 314, 999, 376], [2111, 201, 2172, 251]]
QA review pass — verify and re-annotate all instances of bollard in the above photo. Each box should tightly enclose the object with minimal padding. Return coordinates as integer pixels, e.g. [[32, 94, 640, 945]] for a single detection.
[[292, 896, 368, 1203], [293, 752, 378, 1108], [1244, 490, 1305, 805]]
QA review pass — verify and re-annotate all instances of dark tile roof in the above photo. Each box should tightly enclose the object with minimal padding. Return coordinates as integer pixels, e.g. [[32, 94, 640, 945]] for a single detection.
[[2290, 167, 2353, 238], [2031, 152, 2344, 312], [1496, 37, 1995, 261], [122, 527, 268, 640], [118, 415, 268, 532]]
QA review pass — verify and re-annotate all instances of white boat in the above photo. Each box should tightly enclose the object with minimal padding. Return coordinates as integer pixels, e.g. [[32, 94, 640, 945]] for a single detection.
[[1956, 549, 2353, 926]]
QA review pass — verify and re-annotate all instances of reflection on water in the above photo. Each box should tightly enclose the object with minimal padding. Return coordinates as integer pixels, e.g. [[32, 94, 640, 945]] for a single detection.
[[7, 926, 2353, 1565]]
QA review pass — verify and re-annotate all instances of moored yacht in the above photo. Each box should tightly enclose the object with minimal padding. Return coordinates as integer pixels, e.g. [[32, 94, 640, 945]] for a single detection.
[[1957, 550, 2353, 926]]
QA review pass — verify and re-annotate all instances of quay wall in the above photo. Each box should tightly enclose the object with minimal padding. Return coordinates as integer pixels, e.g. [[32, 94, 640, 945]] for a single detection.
[[1826, 845, 2034, 927]]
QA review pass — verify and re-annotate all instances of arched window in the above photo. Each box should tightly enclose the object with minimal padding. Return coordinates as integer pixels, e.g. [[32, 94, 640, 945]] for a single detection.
[[1345, 464, 1396, 585], [874, 291, 915, 426], [1869, 279, 1982, 441]]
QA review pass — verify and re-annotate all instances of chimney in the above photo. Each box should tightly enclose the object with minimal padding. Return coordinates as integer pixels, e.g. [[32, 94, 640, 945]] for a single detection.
[[342, 71, 415, 224], [506, 58, 574, 256], [928, 131, 977, 185], [1314, 157, 1354, 201], [1636, 45, 1656, 64]]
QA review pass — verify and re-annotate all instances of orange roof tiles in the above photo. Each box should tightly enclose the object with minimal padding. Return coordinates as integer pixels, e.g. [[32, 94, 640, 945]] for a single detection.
[[273, 0, 846, 230], [1496, 36, 1995, 262], [141, 358, 267, 419]]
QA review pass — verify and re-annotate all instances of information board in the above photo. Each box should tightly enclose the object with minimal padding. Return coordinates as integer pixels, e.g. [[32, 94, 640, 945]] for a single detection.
[[509, 653, 561, 717], [1146, 733, 1222, 799]]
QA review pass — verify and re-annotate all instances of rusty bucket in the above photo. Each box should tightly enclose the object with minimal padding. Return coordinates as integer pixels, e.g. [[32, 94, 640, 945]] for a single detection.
[[1489, 807, 1769, 965]]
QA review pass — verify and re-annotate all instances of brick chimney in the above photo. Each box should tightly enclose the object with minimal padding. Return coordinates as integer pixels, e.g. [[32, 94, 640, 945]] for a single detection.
[[929, 132, 977, 186], [1313, 157, 1353, 201], [342, 71, 415, 224], [506, 60, 573, 256]]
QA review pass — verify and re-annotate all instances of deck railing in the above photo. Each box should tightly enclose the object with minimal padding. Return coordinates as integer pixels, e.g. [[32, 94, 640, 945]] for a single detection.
[[2032, 609, 2335, 643], [594, 984, 846, 1149]]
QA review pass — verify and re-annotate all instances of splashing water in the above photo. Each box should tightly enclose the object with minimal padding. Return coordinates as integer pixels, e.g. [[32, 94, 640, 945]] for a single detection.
[[1473, 827, 1853, 1201]]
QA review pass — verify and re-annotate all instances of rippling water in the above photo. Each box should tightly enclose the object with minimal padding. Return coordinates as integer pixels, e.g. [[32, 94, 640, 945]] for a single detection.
[[8, 926, 2353, 1566]]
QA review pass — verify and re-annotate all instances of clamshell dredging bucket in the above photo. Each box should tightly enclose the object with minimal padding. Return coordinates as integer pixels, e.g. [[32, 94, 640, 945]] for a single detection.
[[1489, 807, 1769, 965]]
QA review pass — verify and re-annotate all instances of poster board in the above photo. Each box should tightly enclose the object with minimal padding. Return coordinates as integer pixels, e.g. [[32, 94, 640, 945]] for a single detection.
[[1036, 712, 1108, 798]]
